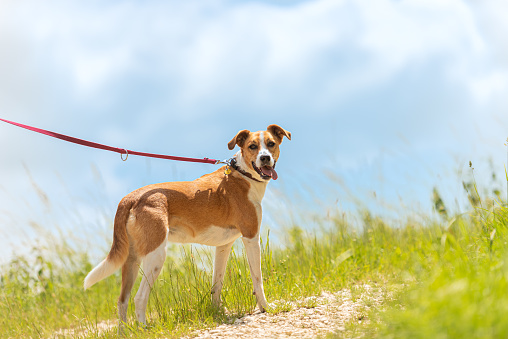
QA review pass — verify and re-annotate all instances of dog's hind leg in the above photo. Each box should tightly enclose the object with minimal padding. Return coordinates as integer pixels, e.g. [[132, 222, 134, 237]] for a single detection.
[[118, 246, 140, 333], [242, 235, 268, 312], [211, 241, 235, 307], [134, 240, 167, 325]]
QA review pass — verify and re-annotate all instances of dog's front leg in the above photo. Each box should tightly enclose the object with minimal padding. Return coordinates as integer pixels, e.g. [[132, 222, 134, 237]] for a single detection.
[[211, 241, 235, 307], [242, 235, 268, 312]]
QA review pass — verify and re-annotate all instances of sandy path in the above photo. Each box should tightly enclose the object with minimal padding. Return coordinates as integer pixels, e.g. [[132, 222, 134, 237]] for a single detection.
[[183, 284, 385, 339], [54, 285, 385, 338]]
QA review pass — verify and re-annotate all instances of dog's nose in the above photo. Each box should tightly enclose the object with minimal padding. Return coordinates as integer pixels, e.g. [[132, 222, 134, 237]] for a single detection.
[[260, 155, 271, 163]]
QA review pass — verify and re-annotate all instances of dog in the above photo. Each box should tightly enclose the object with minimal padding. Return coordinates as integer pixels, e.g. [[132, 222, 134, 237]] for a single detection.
[[83, 124, 291, 330]]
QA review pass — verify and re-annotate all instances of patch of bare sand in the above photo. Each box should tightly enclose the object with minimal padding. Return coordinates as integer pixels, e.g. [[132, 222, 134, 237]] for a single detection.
[[184, 284, 386, 339], [54, 285, 386, 338]]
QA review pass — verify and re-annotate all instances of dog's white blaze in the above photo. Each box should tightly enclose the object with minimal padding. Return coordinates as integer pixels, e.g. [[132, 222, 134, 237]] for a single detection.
[[259, 132, 269, 155], [256, 131, 274, 168], [167, 225, 241, 247]]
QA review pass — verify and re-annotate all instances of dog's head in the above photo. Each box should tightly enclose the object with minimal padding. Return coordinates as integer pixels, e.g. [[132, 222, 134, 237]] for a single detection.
[[228, 124, 291, 181]]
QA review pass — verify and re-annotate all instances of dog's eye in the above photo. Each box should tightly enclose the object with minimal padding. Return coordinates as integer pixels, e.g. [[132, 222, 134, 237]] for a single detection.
[[249, 144, 258, 150], [267, 141, 275, 147]]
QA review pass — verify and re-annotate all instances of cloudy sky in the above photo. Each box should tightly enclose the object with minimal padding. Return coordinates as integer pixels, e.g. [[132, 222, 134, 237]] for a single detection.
[[1, 0, 507, 260]]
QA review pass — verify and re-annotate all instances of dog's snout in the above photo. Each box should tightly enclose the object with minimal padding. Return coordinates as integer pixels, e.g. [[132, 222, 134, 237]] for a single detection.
[[260, 155, 271, 163]]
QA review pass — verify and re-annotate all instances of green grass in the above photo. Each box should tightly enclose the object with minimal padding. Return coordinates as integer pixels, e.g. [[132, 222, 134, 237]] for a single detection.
[[2, 177, 508, 338], [358, 202, 508, 339]]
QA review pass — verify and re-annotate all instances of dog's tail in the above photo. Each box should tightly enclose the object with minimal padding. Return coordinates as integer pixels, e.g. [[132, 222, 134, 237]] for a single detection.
[[84, 198, 133, 290]]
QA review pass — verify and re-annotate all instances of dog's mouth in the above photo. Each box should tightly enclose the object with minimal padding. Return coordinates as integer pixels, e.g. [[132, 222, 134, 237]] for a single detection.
[[252, 162, 278, 180]]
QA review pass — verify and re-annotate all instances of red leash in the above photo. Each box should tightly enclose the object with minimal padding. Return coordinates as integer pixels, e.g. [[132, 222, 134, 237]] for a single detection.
[[0, 118, 219, 164]]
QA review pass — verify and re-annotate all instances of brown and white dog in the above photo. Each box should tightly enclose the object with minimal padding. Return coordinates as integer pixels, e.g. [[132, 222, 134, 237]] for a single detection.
[[84, 124, 291, 329]]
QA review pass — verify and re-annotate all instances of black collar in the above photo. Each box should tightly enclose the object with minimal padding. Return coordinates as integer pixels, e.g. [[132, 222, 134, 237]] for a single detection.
[[229, 158, 263, 183]]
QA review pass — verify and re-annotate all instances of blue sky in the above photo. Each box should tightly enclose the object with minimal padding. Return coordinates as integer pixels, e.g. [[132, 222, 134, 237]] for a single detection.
[[1, 0, 507, 261]]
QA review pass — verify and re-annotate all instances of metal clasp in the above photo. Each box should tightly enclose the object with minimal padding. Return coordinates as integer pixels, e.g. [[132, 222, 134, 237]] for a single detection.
[[216, 157, 233, 166], [217, 157, 234, 175]]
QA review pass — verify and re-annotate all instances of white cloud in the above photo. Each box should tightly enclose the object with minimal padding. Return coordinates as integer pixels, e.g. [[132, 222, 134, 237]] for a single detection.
[[1, 0, 506, 158], [2, 0, 496, 115], [468, 71, 508, 104]]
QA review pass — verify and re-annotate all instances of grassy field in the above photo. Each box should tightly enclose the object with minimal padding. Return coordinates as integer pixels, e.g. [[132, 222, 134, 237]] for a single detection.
[[1, 174, 508, 338]]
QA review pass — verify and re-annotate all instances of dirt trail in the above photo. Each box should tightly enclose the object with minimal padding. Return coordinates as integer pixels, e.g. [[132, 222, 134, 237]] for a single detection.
[[184, 285, 385, 339], [54, 285, 385, 338]]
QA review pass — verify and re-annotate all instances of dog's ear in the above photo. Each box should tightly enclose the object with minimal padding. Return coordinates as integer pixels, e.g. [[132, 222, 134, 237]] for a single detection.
[[267, 124, 291, 143], [228, 129, 251, 150]]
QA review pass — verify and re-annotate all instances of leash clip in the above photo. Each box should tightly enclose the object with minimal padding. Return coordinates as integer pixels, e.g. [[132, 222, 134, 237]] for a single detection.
[[217, 157, 234, 175], [216, 157, 233, 165]]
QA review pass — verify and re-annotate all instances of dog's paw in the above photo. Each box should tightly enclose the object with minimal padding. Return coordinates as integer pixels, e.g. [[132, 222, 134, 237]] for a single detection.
[[257, 301, 271, 313]]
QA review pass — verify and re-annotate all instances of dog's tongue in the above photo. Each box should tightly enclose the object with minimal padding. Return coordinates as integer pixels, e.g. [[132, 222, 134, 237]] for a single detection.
[[260, 166, 278, 180]]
